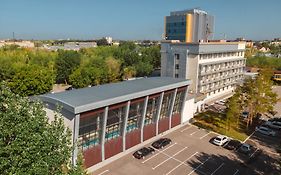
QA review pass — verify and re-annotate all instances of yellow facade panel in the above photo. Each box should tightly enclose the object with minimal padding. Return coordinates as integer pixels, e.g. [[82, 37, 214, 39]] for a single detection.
[[185, 14, 193, 43]]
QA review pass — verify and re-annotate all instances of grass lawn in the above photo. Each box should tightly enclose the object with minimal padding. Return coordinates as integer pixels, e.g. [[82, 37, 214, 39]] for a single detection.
[[193, 110, 250, 141]]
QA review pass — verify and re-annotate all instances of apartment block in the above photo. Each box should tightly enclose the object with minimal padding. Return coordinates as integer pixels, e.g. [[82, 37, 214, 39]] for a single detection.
[[161, 41, 246, 104]]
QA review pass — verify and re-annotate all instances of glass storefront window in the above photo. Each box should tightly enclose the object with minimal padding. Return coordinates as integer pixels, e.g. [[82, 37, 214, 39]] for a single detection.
[[160, 92, 173, 120], [78, 111, 103, 150], [127, 100, 144, 132], [105, 105, 126, 141], [145, 95, 160, 125], [173, 89, 186, 115]]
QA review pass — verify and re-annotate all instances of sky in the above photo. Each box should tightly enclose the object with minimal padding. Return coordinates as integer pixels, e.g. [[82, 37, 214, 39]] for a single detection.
[[0, 0, 281, 41]]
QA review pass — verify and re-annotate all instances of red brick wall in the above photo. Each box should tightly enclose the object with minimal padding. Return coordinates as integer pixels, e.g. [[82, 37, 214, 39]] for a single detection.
[[143, 123, 156, 141], [104, 137, 123, 160], [83, 145, 102, 168], [125, 129, 141, 150], [171, 113, 181, 128], [158, 118, 169, 134]]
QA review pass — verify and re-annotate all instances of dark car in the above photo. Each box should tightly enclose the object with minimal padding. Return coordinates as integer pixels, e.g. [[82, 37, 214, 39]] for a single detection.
[[238, 143, 252, 155], [152, 138, 172, 149], [133, 147, 155, 159], [65, 86, 74, 91], [224, 139, 241, 150]]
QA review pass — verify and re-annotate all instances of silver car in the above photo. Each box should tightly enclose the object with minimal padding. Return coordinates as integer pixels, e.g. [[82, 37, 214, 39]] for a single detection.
[[255, 126, 276, 136], [265, 121, 281, 130]]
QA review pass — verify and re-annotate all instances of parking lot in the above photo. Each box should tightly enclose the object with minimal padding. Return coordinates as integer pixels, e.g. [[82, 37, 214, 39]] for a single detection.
[[92, 86, 281, 175], [92, 125, 261, 175]]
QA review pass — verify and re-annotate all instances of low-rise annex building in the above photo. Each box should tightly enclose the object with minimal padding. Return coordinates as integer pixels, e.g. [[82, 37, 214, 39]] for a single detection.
[[38, 77, 192, 171]]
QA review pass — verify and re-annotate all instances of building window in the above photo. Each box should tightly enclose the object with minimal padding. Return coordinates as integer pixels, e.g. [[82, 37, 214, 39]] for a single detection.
[[172, 89, 186, 115], [145, 95, 161, 125], [160, 92, 174, 120], [127, 100, 144, 132], [175, 54, 180, 60], [105, 105, 126, 141], [78, 110, 104, 150], [175, 74, 179, 78], [175, 64, 179, 69]]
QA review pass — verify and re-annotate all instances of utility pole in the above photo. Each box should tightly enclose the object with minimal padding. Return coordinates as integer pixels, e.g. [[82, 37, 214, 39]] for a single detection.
[[12, 32, 15, 41]]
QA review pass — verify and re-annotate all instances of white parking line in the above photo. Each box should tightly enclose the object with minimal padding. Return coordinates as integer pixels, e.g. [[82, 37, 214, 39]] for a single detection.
[[249, 148, 259, 159], [200, 132, 210, 139], [180, 125, 193, 132], [187, 157, 211, 175], [97, 170, 109, 175], [141, 142, 177, 163], [242, 130, 255, 143], [165, 152, 198, 175], [190, 131, 198, 136], [152, 147, 187, 170], [211, 163, 224, 175], [233, 169, 239, 175]]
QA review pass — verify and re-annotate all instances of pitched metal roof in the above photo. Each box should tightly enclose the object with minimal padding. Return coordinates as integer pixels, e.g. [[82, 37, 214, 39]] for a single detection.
[[39, 77, 190, 114]]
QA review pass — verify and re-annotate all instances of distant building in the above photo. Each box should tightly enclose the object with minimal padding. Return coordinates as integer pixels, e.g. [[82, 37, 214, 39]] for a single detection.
[[105, 37, 113, 45], [164, 8, 214, 42], [0, 40, 35, 48], [43, 42, 97, 51], [161, 40, 246, 106], [258, 47, 270, 52]]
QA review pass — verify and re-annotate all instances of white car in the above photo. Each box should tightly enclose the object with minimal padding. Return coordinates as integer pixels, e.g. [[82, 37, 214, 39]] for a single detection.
[[212, 135, 229, 146], [265, 121, 281, 130], [255, 126, 276, 136]]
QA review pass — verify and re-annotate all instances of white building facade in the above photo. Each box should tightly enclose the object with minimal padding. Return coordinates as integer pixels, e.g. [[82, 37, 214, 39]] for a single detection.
[[161, 41, 246, 105]]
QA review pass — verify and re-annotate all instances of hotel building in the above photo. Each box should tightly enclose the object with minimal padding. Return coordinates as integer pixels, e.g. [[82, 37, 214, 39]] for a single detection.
[[161, 41, 246, 106]]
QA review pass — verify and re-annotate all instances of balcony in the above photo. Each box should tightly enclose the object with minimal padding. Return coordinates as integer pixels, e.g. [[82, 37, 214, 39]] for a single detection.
[[200, 64, 245, 76], [199, 72, 244, 86]]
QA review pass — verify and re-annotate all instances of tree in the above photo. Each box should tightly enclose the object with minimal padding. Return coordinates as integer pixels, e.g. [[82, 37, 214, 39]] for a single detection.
[[55, 50, 81, 84], [96, 38, 109, 46], [243, 70, 278, 127], [123, 66, 136, 80], [225, 87, 243, 130], [0, 82, 87, 174], [8, 65, 55, 96]]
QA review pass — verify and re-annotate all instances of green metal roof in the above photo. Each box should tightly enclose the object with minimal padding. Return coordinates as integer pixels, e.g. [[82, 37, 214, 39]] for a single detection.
[[39, 77, 190, 114]]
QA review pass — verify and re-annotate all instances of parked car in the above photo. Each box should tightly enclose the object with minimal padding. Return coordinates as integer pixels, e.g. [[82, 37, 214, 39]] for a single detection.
[[152, 138, 172, 149], [265, 121, 281, 130], [212, 135, 229, 146], [238, 143, 252, 155], [255, 125, 276, 136], [65, 86, 74, 91], [268, 117, 281, 122], [224, 139, 241, 150], [133, 147, 155, 159], [241, 111, 249, 119]]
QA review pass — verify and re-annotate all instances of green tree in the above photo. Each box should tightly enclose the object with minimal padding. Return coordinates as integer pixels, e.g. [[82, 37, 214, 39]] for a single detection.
[[0, 82, 87, 174], [55, 50, 81, 84], [123, 66, 136, 80], [8, 65, 55, 96], [243, 70, 278, 127], [225, 87, 243, 130]]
